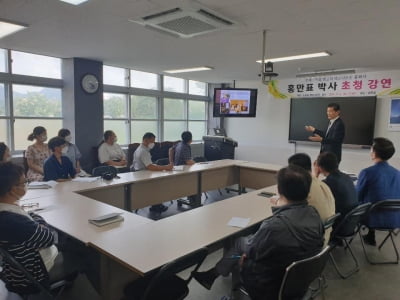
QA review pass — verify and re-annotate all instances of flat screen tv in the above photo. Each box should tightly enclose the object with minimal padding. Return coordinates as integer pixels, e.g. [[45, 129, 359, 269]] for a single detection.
[[289, 96, 377, 146], [213, 88, 258, 117]]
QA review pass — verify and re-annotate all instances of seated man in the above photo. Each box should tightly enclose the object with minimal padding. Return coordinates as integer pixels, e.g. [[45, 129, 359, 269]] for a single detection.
[[132, 132, 173, 213], [357, 137, 400, 246], [169, 131, 197, 206], [315, 152, 358, 237], [44, 137, 76, 182], [288, 153, 335, 245], [168, 131, 195, 166], [193, 165, 324, 300]]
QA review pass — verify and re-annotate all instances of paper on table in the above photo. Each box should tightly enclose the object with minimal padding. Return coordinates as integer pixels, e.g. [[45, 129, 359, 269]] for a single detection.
[[227, 217, 250, 228], [72, 177, 100, 183], [45, 181, 58, 188], [28, 180, 57, 189], [173, 165, 184, 171]]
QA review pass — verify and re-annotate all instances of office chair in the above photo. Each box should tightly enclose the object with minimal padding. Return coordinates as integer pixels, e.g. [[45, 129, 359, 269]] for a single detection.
[[0, 247, 74, 300], [328, 203, 371, 279], [359, 199, 400, 264], [230, 246, 332, 300], [278, 246, 331, 300], [92, 165, 118, 178], [324, 213, 341, 231], [122, 247, 208, 300]]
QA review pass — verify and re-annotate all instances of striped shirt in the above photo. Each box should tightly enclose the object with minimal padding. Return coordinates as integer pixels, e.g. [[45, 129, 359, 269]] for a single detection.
[[0, 211, 56, 294]]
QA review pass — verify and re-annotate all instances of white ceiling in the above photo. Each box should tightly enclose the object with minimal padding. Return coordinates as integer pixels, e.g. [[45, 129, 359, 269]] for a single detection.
[[1, 0, 400, 83]]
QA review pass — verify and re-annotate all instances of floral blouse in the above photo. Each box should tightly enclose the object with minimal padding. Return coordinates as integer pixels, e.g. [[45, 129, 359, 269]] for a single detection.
[[25, 144, 51, 181]]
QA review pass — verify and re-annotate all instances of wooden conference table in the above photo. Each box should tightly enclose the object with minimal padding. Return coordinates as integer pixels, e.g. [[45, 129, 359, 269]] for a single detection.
[[21, 160, 281, 299]]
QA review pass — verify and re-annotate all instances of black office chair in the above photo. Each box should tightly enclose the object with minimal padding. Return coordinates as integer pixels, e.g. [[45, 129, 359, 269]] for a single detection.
[[155, 158, 170, 166], [328, 203, 371, 279], [92, 165, 118, 178], [122, 247, 208, 300], [324, 213, 341, 231], [279, 246, 331, 300], [0, 247, 74, 300], [359, 199, 400, 264]]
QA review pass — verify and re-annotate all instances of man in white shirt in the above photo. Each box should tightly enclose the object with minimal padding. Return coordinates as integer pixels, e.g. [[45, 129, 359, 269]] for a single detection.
[[131, 132, 173, 212]]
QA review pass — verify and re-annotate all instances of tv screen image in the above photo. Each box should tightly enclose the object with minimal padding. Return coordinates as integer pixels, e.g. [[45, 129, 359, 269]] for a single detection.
[[289, 96, 377, 146], [213, 88, 258, 117]]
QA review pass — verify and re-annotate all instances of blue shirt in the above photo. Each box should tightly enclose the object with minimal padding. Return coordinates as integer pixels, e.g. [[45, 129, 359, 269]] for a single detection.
[[357, 161, 400, 228], [172, 142, 192, 166], [43, 155, 76, 181]]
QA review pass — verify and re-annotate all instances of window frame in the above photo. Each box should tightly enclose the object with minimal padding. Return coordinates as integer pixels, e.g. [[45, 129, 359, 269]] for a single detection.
[[103, 68, 209, 144], [0, 49, 63, 153]]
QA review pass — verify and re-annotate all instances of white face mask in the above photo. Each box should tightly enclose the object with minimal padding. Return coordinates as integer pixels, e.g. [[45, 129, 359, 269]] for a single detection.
[[65, 135, 72, 143], [40, 135, 47, 142], [148, 142, 155, 149], [61, 146, 69, 154]]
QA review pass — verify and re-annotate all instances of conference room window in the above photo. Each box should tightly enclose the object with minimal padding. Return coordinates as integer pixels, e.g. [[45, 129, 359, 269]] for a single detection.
[[188, 100, 207, 140], [164, 76, 186, 93], [0, 83, 7, 143], [163, 98, 186, 140], [11, 50, 62, 79], [189, 80, 207, 96], [130, 95, 158, 142], [103, 93, 129, 145], [12, 84, 62, 150], [0, 49, 6, 72], [130, 70, 159, 90], [103, 65, 128, 86]]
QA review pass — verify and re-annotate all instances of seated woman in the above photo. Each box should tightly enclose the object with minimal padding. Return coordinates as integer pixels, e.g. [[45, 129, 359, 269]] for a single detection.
[[98, 130, 127, 171], [0, 162, 94, 295], [0, 162, 59, 294], [0, 142, 11, 162], [58, 128, 82, 174], [25, 126, 51, 182], [357, 137, 400, 246], [43, 137, 76, 182]]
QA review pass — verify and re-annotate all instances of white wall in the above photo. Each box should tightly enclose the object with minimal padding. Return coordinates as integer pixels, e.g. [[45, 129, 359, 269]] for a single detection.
[[225, 80, 400, 174]]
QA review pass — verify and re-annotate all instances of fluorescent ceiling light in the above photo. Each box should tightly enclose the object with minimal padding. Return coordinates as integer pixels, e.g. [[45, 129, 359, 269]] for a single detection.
[[0, 19, 28, 39], [59, 0, 89, 5], [164, 66, 213, 74], [257, 51, 331, 63]]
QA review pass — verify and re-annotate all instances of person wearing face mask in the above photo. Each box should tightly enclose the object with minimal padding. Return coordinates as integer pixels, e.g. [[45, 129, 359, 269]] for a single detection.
[[0, 162, 94, 295], [0, 142, 11, 162], [98, 130, 127, 170], [131, 132, 173, 213], [43, 137, 76, 182], [57, 129, 82, 174], [25, 126, 51, 182], [0, 162, 59, 294]]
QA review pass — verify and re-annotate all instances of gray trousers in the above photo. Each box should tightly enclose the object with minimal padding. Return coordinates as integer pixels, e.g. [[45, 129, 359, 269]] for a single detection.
[[216, 236, 249, 276]]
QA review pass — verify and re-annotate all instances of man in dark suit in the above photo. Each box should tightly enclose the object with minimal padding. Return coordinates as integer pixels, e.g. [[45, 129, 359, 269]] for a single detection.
[[305, 103, 345, 163], [315, 152, 358, 237]]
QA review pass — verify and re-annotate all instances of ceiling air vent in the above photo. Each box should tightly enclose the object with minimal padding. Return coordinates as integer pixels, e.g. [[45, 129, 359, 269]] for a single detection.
[[130, 1, 236, 38]]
